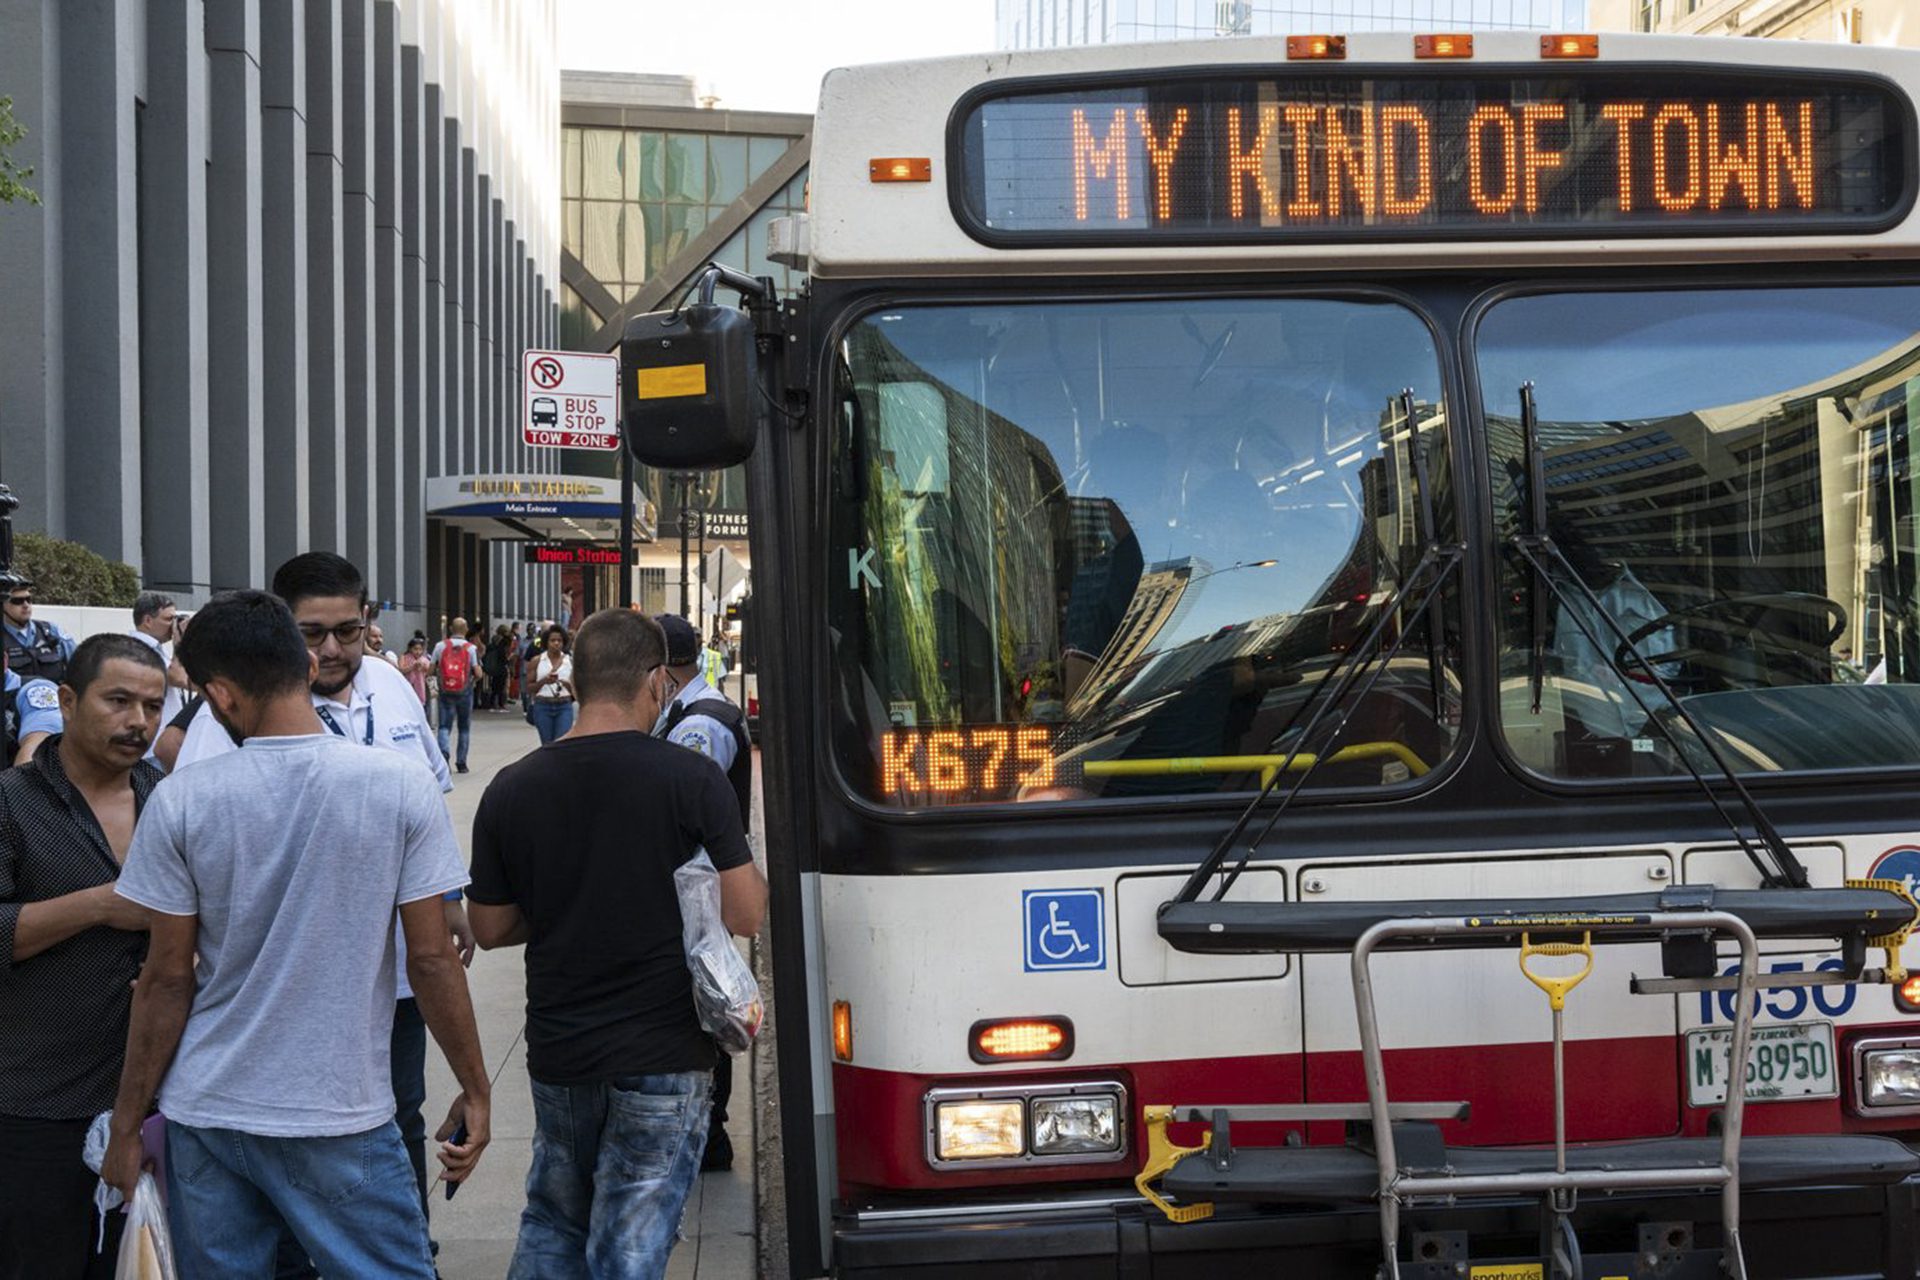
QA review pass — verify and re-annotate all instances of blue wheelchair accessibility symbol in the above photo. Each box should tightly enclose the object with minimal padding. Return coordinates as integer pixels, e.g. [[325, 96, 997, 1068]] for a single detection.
[[1024, 889, 1105, 972]]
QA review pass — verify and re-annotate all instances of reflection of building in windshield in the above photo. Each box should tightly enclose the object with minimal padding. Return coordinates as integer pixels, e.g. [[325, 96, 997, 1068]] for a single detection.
[[1493, 327, 1920, 697], [1068, 557, 1204, 718]]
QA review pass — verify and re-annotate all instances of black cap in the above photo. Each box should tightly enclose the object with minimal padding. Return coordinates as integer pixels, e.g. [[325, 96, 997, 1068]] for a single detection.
[[656, 612, 701, 667]]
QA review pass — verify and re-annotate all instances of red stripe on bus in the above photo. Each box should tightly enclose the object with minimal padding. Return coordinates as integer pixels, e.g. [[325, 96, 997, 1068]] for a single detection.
[[832, 1030, 1906, 1195]]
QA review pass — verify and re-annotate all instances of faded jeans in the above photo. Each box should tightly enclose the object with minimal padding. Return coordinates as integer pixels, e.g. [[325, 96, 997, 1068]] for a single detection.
[[530, 698, 575, 744], [165, 1119, 433, 1280], [436, 689, 472, 767], [509, 1070, 711, 1280]]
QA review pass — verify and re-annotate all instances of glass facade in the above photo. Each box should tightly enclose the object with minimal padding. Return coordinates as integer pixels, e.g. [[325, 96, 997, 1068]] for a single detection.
[[559, 123, 808, 309], [559, 119, 808, 536], [998, 0, 1589, 47]]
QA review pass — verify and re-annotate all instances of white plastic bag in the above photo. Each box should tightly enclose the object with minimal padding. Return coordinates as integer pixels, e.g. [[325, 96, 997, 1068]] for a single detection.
[[675, 850, 763, 1054], [114, 1172, 177, 1280]]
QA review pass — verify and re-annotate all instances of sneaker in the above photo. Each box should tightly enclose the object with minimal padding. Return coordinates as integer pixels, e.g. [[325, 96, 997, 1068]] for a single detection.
[[701, 1126, 733, 1171], [456, 763, 469, 774]]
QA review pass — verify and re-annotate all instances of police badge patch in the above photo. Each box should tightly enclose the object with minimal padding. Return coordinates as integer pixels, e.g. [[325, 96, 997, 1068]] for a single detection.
[[23, 683, 59, 711]]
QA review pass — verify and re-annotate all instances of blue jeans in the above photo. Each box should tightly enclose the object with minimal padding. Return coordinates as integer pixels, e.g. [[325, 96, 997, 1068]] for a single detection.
[[509, 1071, 711, 1280], [531, 698, 575, 744], [436, 689, 472, 766], [165, 1119, 433, 1280]]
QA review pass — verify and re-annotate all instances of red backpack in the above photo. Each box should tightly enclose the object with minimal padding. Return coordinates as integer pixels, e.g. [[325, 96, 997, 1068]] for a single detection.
[[437, 641, 473, 694]]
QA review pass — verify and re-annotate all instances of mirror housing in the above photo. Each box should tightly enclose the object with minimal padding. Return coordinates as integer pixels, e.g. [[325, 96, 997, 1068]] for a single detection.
[[621, 299, 760, 470]]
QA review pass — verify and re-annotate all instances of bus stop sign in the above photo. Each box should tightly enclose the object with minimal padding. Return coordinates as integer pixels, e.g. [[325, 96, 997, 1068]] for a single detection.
[[523, 349, 620, 450]]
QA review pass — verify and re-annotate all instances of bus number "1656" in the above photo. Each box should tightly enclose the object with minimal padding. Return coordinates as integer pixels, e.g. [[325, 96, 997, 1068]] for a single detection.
[[1697, 959, 1856, 1025]]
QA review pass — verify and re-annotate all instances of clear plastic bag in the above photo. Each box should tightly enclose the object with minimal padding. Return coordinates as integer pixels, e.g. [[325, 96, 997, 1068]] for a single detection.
[[115, 1172, 177, 1280], [675, 850, 764, 1054]]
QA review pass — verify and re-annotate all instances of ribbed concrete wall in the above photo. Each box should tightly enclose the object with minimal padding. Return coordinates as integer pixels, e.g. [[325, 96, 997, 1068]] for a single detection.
[[0, 0, 563, 635]]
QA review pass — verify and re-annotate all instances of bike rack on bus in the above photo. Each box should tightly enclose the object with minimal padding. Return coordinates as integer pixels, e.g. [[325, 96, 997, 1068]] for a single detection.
[[1143, 886, 1920, 1280]]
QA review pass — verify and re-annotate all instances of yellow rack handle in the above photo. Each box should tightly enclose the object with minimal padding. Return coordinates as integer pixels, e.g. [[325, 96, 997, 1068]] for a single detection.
[[1134, 1106, 1215, 1225], [1519, 931, 1594, 1012]]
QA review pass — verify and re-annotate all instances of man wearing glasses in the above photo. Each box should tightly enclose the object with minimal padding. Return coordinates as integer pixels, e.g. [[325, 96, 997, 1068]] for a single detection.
[[2, 577, 77, 686], [172, 553, 474, 1276]]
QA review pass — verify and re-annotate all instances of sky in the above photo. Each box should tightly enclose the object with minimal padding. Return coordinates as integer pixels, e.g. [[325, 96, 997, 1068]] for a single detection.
[[556, 0, 998, 115]]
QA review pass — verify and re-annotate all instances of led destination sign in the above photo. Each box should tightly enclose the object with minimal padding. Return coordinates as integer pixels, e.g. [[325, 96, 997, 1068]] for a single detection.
[[956, 72, 1908, 240]]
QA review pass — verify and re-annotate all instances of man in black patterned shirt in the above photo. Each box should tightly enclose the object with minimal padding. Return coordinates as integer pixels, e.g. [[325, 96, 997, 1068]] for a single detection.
[[0, 635, 167, 1279]]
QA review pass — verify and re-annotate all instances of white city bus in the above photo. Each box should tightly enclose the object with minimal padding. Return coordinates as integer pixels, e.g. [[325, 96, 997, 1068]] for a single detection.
[[623, 29, 1920, 1278]]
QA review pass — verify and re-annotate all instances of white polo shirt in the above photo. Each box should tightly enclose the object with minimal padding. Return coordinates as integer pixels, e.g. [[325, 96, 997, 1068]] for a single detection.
[[170, 654, 453, 998]]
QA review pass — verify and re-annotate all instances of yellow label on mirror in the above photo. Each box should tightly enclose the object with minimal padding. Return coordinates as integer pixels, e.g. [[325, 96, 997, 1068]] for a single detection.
[[636, 364, 708, 399]]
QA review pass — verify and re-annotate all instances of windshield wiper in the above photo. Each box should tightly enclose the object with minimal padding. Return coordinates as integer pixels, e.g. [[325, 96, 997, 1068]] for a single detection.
[[1404, 389, 1446, 723], [1507, 387, 1810, 891], [1175, 405, 1460, 905]]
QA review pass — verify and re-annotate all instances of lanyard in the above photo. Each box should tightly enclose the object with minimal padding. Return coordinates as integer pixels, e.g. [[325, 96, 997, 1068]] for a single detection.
[[316, 696, 374, 747]]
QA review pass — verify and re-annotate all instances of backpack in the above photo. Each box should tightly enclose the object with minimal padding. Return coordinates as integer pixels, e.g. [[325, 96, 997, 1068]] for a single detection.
[[437, 641, 473, 694]]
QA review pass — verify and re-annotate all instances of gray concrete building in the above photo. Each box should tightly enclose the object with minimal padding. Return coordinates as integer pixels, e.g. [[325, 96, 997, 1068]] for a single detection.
[[0, 0, 567, 637]]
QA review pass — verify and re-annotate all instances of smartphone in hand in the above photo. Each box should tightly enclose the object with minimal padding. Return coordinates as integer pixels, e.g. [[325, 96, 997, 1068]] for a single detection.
[[444, 1122, 468, 1200]]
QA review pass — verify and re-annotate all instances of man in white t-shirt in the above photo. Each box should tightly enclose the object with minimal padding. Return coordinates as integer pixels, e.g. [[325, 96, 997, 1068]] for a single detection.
[[128, 592, 188, 752], [172, 554, 474, 1267], [430, 618, 481, 773], [104, 589, 489, 1275]]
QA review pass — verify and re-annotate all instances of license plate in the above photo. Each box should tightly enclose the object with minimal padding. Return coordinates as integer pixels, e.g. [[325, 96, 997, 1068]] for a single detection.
[[1685, 1020, 1838, 1107]]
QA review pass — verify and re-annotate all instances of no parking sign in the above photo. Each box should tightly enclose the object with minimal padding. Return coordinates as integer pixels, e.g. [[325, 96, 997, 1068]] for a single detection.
[[523, 349, 620, 450]]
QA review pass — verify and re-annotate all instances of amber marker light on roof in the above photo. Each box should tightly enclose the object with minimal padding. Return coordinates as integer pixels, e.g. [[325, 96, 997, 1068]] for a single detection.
[[969, 1016, 1074, 1063], [869, 157, 932, 183], [1414, 33, 1474, 58], [1286, 34, 1346, 59], [1541, 33, 1600, 57]]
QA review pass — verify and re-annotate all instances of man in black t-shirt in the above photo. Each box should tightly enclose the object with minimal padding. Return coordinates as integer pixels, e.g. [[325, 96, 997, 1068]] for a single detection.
[[468, 609, 767, 1280]]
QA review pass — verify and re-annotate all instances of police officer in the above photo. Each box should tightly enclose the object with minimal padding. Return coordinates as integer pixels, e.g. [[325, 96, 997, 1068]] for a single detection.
[[3, 662, 65, 765], [654, 612, 751, 1170], [1, 576, 76, 686]]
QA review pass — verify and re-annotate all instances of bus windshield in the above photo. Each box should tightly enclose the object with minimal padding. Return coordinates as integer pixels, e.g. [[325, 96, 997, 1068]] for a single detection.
[[1480, 285, 1920, 780], [827, 297, 1459, 809]]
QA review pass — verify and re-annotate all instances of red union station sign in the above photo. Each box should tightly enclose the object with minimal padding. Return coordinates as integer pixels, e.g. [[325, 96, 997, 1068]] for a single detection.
[[522, 543, 628, 567]]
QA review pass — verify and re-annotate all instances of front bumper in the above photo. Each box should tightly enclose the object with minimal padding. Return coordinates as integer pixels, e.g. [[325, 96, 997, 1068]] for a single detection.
[[835, 1177, 1920, 1278]]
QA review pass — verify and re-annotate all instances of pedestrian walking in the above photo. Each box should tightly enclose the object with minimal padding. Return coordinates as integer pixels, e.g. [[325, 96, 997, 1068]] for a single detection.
[[519, 621, 548, 722], [101, 590, 491, 1277], [483, 626, 510, 711], [2, 575, 76, 684], [432, 618, 479, 773], [0, 636, 167, 1280], [468, 609, 767, 1280], [171, 553, 474, 1271], [399, 635, 433, 705], [528, 625, 576, 744], [653, 613, 753, 1170]]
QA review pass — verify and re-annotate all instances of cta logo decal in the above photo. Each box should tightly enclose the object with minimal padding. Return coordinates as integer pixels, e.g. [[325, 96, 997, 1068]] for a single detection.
[[1868, 846, 1920, 899]]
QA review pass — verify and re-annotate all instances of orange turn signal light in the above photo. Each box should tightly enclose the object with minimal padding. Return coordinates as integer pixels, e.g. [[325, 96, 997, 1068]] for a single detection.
[[1414, 33, 1474, 58], [1286, 34, 1346, 59], [1541, 33, 1600, 58], [832, 1000, 854, 1062], [969, 1016, 1074, 1064], [1895, 976, 1920, 1014], [869, 157, 932, 183]]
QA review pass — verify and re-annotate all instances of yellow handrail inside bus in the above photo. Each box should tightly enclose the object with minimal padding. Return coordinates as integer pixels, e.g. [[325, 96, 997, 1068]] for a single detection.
[[1083, 741, 1430, 789], [1135, 1106, 1214, 1225]]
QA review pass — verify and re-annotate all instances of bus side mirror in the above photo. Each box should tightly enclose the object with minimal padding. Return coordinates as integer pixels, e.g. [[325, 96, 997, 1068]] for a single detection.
[[620, 301, 759, 469]]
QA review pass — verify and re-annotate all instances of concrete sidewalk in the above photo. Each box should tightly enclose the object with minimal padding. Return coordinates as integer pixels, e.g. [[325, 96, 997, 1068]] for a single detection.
[[421, 709, 757, 1279]]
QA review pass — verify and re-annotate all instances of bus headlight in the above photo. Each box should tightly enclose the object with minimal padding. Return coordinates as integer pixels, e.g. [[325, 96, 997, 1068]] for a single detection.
[[934, 1100, 1024, 1160], [1861, 1047, 1920, 1108], [1031, 1094, 1120, 1155]]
